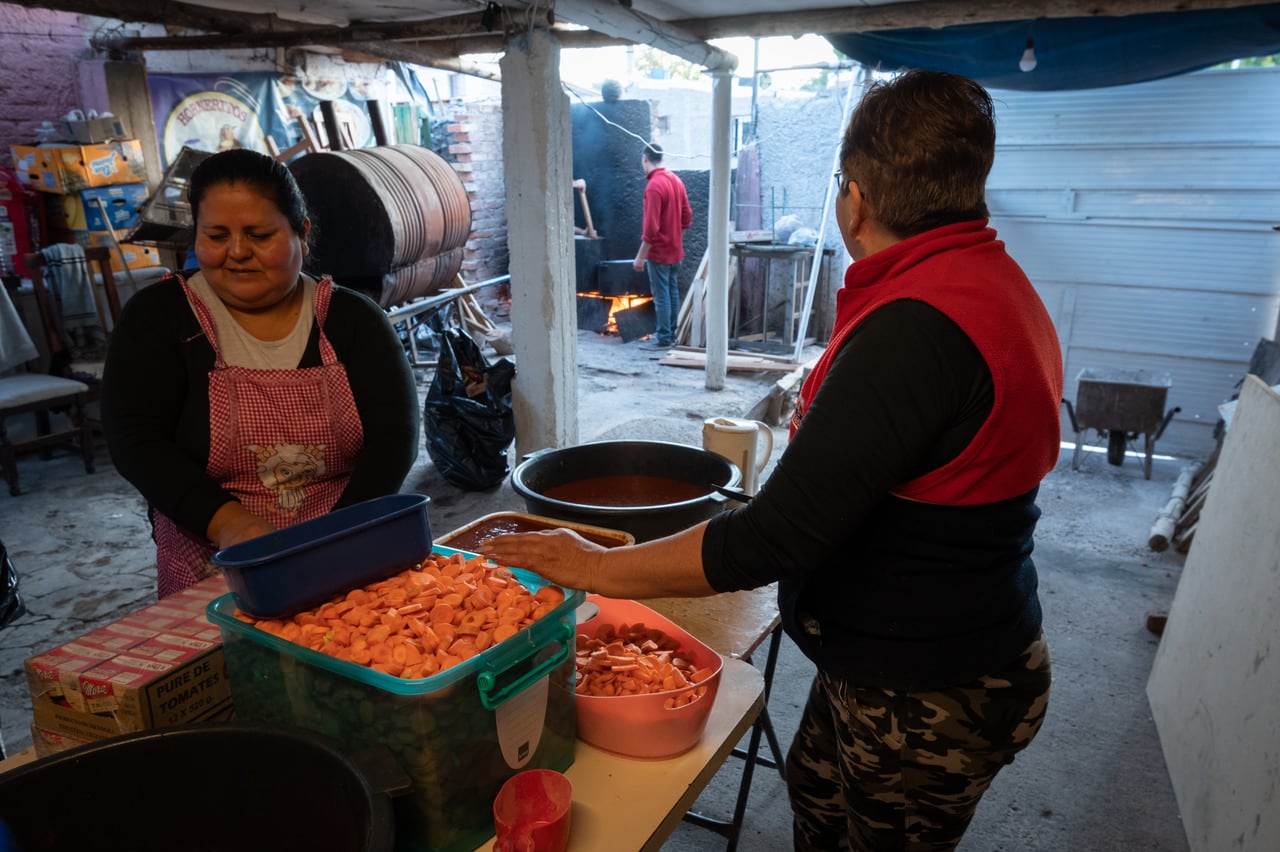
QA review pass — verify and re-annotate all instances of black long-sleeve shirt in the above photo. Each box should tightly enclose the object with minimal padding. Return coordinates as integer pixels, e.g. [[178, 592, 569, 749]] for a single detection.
[[703, 299, 1045, 689], [100, 276, 420, 541]]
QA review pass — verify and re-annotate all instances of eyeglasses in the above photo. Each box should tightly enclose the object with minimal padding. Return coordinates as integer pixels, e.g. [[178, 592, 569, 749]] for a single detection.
[[833, 170, 848, 192]]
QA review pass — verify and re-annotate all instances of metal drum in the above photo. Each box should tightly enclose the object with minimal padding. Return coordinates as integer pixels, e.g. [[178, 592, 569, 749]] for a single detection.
[[290, 145, 472, 307]]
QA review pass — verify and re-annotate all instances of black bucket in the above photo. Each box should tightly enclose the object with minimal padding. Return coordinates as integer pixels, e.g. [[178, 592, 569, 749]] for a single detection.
[[510, 440, 741, 543], [0, 723, 406, 851]]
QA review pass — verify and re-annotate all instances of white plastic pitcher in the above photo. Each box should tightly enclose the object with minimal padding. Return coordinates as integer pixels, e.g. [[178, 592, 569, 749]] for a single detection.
[[702, 417, 774, 495]]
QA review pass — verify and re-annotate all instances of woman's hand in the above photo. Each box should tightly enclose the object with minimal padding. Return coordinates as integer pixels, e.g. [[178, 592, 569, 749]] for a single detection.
[[482, 523, 716, 600], [206, 500, 277, 550], [481, 529, 605, 593]]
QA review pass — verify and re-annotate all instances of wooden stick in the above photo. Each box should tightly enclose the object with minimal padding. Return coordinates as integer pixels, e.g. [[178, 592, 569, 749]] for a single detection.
[[577, 186, 596, 237], [1175, 521, 1198, 554]]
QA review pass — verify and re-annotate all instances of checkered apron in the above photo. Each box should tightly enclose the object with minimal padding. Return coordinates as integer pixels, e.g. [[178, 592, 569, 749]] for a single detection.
[[151, 276, 364, 597]]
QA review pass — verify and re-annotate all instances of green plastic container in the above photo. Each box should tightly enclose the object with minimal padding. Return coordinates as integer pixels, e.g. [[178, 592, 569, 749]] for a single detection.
[[206, 546, 581, 852]]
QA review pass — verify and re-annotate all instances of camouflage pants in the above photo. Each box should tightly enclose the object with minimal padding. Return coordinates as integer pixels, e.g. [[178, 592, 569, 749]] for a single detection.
[[786, 633, 1051, 851]]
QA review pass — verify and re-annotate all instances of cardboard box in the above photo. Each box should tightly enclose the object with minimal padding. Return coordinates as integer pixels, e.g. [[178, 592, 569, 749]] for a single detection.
[[125, 631, 219, 666], [25, 575, 232, 742], [166, 615, 223, 643], [74, 621, 155, 655], [29, 647, 233, 741], [29, 723, 94, 759], [47, 183, 148, 232], [47, 227, 164, 273], [62, 115, 127, 144], [25, 643, 117, 713], [31, 690, 235, 744], [10, 139, 145, 193]]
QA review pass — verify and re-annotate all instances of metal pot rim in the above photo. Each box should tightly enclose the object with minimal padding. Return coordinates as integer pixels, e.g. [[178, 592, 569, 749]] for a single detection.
[[511, 440, 740, 511]]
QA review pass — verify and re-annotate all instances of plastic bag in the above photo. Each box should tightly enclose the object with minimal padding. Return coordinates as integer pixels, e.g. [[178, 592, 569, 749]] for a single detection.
[[423, 327, 516, 491], [0, 539, 25, 629]]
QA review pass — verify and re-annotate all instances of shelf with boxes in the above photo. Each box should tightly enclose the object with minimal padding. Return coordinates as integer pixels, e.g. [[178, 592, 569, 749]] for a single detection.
[[9, 138, 163, 275]]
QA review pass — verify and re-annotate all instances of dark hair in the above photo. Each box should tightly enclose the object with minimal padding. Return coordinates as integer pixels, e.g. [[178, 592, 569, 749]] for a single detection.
[[643, 143, 664, 164], [188, 149, 312, 246], [839, 69, 994, 238]]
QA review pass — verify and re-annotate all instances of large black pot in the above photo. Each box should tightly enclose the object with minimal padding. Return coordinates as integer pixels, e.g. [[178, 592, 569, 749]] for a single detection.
[[511, 440, 742, 542], [0, 723, 405, 851]]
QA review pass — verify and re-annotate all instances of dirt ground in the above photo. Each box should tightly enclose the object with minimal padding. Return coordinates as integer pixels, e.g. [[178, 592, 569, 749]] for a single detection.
[[0, 310, 1194, 850]]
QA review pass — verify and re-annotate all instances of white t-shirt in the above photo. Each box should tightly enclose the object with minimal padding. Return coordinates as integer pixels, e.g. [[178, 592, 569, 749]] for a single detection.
[[187, 272, 316, 370]]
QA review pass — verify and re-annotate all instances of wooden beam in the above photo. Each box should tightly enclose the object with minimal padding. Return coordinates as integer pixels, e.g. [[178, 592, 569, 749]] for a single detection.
[[675, 0, 1280, 40], [551, 0, 738, 71], [16, 0, 1280, 46], [7, 0, 309, 34], [103, 26, 630, 57], [340, 41, 502, 80], [98, 13, 485, 51]]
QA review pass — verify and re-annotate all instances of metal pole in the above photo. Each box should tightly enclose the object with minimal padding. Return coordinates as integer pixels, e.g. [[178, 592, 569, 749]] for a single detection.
[[791, 65, 864, 364]]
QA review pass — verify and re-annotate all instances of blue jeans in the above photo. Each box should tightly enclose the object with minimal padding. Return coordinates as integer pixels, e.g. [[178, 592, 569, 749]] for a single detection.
[[645, 260, 681, 344]]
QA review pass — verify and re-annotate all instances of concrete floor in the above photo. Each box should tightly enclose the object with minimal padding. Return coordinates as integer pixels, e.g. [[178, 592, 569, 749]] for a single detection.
[[0, 316, 1193, 851]]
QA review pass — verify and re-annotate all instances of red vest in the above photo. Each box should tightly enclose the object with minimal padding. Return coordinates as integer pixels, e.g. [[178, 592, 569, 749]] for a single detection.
[[795, 220, 1063, 505]]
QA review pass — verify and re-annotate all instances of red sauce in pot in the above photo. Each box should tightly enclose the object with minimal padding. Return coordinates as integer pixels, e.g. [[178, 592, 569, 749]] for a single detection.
[[542, 475, 708, 507]]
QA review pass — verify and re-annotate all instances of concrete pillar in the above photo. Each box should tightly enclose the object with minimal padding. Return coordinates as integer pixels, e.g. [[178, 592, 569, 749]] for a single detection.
[[704, 70, 733, 391], [500, 29, 579, 456]]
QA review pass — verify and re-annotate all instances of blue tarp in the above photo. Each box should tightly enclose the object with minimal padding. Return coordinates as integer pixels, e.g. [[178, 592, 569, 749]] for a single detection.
[[825, 4, 1280, 91]]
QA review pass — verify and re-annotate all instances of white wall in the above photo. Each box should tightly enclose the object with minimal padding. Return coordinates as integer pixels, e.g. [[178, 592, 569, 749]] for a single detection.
[[987, 67, 1280, 460]]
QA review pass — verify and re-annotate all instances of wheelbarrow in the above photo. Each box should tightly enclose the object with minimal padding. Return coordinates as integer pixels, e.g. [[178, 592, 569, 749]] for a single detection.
[[1061, 368, 1180, 480]]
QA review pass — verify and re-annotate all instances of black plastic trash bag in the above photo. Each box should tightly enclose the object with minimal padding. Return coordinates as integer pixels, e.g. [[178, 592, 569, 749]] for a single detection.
[[1, 539, 25, 629], [423, 327, 516, 490]]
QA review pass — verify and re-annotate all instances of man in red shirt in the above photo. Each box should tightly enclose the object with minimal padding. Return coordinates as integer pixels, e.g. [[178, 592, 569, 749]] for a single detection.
[[632, 143, 692, 350]]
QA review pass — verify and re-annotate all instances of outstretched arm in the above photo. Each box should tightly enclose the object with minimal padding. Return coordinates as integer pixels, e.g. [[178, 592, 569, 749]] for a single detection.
[[482, 521, 715, 599]]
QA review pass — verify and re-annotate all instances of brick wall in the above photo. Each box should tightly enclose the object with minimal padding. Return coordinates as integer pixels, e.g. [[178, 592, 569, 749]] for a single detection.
[[0, 5, 90, 169], [438, 100, 508, 285]]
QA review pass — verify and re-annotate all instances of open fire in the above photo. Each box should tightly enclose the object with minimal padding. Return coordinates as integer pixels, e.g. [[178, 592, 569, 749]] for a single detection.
[[575, 258, 656, 342], [577, 292, 655, 340]]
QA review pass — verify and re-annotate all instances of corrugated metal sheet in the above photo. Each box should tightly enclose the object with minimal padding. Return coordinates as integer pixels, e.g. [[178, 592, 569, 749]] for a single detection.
[[990, 68, 1280, 144], [988, 67, 1280, 459]]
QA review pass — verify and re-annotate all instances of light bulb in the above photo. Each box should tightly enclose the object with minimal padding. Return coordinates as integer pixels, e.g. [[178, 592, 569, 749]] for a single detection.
[[1019, 37, 1037, 73]]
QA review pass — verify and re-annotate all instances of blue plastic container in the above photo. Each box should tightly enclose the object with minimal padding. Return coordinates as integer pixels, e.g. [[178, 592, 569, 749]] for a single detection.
[[212, 493, 432, 618]]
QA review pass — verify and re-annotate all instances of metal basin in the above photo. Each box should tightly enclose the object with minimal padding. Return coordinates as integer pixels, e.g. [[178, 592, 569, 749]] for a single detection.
[[510, 440, 741, 542]]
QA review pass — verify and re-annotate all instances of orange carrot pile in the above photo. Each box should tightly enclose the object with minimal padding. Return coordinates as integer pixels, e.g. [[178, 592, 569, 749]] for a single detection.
[[575, 621, 716, 708], [235, 552, 565, 679]]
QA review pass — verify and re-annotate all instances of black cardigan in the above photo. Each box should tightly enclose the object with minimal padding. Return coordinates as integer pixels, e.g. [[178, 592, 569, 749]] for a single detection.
[[100, 276, 420, 541]]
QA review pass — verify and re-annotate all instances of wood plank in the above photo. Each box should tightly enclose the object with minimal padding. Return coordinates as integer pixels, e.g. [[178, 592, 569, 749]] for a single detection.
[[658, 352, 799, 373], [672, 344, 796, 363], [1147, 375, 1280, 852]]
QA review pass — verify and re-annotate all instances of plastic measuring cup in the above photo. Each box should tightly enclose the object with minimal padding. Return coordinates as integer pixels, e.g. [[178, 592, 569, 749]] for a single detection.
[[492, 769, 573, 852]]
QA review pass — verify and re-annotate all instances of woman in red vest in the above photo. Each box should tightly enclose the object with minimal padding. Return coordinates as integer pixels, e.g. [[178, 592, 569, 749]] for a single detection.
[[485, 70, 1063, 851]]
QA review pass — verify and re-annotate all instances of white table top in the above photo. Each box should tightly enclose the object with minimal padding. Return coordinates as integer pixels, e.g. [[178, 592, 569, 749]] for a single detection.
[[475, 656, 765, 852]]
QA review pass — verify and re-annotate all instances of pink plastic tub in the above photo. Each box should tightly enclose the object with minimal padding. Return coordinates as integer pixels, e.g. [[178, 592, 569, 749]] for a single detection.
[[574, 594, 722, 759]]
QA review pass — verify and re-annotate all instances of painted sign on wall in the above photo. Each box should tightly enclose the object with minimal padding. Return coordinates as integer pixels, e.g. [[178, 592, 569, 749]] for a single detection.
[[147, 71, 385, 169]]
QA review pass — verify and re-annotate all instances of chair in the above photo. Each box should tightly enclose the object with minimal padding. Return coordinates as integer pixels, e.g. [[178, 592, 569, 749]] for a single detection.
[[23, 246, 121, 433], [266, 111, 324, 162], [0, 279, 95, 496]]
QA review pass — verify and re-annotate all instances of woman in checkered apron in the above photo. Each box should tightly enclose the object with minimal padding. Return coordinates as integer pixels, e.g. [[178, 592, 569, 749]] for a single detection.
[[101, 150, 419, 598]]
